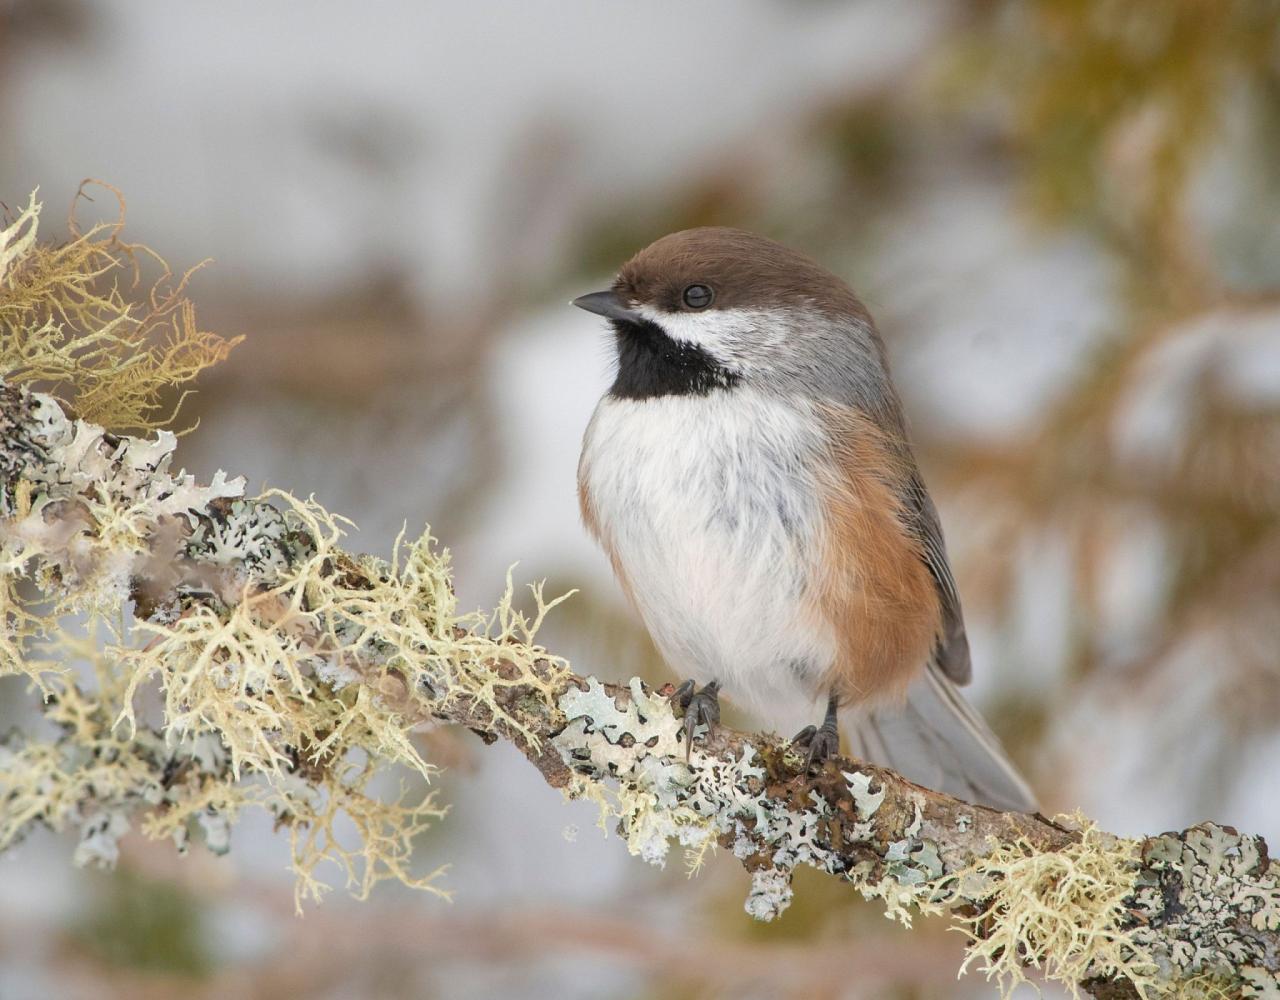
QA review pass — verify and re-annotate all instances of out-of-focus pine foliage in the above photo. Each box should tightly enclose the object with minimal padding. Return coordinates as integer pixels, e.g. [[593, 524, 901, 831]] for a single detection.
[[935, 0, 1280, 744], [959, 1, 1280, 275]]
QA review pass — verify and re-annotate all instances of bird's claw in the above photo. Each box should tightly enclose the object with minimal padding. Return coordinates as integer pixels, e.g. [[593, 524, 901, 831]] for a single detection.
[[670, 679, 720, 763], [792, 721, 839, 773]]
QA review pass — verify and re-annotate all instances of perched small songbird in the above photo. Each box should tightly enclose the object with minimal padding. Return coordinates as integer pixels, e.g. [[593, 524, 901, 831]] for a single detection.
[[573, 227, 1037, 812]]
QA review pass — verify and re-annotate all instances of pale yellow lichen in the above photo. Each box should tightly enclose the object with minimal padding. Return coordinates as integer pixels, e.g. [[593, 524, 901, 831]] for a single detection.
[[0, 186, 241, 432], [0, 188, 570, 908], [1, 443, 571, 906], [941, 817, 1160, 998]]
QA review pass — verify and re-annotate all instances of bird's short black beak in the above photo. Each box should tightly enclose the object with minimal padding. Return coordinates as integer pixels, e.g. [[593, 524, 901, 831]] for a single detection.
[[571, 289, 641, 323]]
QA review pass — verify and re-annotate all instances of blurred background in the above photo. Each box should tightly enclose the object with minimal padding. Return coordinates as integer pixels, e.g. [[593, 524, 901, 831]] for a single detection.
[[2, 1, 1279, 997]]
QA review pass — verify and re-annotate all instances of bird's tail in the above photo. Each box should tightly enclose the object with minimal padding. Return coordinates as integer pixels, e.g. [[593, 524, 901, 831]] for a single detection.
[[846, 661, 1038, 813]]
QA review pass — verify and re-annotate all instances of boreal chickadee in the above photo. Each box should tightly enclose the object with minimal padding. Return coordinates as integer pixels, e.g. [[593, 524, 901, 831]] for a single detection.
[[572, 227, 1036, 813]]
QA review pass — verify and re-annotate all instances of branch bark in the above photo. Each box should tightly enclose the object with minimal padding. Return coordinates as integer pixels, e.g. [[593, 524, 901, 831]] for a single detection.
[[2, 380, 1277, 999]]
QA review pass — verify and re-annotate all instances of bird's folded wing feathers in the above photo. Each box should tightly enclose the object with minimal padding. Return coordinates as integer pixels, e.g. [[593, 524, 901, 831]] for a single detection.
[[902, 471, 972, 684], [847, 660, 1039, 813]]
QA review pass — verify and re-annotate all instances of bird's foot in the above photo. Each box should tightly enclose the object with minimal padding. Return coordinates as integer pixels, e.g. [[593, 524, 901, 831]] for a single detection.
[[792, 718, 839, 773], [670, 679, 721, 762]]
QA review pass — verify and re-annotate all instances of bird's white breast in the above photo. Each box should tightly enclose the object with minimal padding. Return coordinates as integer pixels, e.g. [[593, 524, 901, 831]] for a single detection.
[[579, 388, 838, 729]]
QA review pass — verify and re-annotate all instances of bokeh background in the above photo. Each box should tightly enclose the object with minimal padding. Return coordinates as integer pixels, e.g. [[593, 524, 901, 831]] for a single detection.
[[2, 1, 1279, 997]]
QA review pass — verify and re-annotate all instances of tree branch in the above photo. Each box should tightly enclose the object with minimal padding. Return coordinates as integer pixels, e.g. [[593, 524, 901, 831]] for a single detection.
[[1, 381, 1277, 999]]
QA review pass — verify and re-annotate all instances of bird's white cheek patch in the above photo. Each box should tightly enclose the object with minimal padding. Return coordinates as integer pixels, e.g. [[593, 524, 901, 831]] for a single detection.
[[634, 306, 782, 368]]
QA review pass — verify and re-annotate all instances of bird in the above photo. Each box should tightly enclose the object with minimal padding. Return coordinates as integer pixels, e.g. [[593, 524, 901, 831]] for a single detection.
[[572, 227, 1037, 813]]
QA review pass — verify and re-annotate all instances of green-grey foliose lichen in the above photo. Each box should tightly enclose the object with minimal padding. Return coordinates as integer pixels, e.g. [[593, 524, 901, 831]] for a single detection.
[[1128, 824, 1280, 994], [552, 678, 1280, 998], [552, 676, 942, 923]]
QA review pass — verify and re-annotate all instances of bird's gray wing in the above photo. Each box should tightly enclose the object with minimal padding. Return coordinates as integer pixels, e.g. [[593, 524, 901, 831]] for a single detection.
[[903, 469, 972, 684], [848, 660, 1037, 812]]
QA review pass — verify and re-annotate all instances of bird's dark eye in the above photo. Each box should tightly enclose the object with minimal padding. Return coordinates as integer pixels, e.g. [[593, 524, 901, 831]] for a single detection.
[[682, 283, 714, 310]]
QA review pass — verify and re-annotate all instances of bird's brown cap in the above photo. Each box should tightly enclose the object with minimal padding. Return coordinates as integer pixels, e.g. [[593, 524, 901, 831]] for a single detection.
[[613, 226, 870, 320]]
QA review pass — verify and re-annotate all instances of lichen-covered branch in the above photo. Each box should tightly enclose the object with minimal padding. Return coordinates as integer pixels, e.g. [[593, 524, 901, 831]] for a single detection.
[[1, 381, 1277, 999]]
